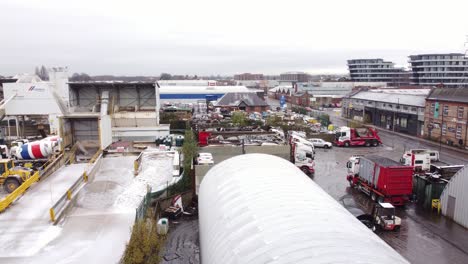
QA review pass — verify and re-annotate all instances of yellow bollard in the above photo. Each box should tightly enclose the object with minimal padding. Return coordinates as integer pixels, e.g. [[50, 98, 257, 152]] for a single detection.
[[83, 171, 88, 182], [50, 208, 56, 222], [67, 190, 72, 200], [432, 199, 441, 214], [134, 160, 139, 175]]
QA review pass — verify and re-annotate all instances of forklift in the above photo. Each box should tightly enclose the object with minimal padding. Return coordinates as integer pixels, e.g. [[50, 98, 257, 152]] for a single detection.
[[357, 202, 401, 232]]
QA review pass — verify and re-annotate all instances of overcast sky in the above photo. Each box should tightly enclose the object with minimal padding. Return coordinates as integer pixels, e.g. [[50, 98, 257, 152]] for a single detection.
[[1, 0, 467, 76]]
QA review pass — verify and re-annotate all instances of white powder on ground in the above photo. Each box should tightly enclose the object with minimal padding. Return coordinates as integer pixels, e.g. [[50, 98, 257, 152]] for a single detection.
[[114, 152, 175, 209]]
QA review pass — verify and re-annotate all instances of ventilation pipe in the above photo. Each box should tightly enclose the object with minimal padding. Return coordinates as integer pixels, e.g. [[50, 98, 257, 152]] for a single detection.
[[155, 82, 160, 125], [100, 91, 109, 116]]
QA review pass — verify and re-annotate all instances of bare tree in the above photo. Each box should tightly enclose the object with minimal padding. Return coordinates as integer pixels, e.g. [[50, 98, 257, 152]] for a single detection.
[[159, 73, 172, 80]]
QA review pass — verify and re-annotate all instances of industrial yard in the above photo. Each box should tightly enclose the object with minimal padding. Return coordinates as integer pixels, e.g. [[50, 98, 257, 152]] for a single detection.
[[1, 3, 468, 261]]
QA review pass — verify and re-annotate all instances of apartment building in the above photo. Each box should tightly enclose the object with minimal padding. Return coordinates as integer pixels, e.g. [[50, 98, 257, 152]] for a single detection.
[[409, 53, 468, 88], [347, 59, 410, 86]]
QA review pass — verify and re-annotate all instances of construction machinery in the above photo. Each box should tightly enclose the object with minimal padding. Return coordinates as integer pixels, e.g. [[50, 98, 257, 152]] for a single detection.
[[357, 202, 402, 232], [0, 159, 34, 193]]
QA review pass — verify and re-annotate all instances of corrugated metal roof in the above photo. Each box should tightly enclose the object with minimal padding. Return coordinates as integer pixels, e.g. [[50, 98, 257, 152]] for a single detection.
[[350, 90, 428, 107], [199, 154, 409, 264], [216, 92, 268, 107], [427, 88, 468, 104], [440, 165, 468, 228]]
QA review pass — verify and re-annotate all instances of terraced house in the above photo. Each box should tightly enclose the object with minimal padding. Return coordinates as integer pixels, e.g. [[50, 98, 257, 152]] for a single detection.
[[424, 88, 468, 149]]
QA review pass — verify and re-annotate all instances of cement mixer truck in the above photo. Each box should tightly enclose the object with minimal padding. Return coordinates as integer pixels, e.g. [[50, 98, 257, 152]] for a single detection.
[[4, 136, 61, 170]]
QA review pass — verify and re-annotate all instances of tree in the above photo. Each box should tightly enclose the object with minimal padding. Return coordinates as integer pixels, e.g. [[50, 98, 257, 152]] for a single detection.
[[35, 65, 49, 81], [40, 65, 49, 81], [231, 111, 246, 126], [159, 73, 172, 80], [69, 73, 92, 82]]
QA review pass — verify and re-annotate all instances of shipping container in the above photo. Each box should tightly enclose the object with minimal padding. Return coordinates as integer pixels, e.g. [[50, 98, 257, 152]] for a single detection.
[[347, 155, 413, 206]]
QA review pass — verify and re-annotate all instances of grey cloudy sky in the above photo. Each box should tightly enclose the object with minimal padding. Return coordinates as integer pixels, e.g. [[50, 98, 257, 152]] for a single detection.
[[1, 0, 467, 76]]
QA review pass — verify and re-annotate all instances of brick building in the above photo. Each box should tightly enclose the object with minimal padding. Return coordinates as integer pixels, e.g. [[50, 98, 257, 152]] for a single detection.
[[270, 86, 312, 108], [215, 92, 269, 112], [234, 73, 264, 81], [279, 72, 310, 83], [424, 88, 468, 149]]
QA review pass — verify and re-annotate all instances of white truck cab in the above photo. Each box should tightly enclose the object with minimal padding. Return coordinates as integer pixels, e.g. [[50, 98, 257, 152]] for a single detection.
[[400, 149, 432, 171]]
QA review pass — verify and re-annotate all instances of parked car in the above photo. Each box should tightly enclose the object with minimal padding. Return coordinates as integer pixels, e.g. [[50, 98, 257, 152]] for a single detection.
[[197, 153, 214, 165], [309, 138, 332, 149]]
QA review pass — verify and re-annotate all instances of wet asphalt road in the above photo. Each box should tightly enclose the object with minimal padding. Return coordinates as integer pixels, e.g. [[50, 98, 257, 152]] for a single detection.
[[313, 109, 468, 264]]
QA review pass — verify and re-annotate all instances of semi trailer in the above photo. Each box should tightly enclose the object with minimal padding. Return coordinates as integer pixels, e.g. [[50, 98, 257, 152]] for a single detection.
[[347, 155, 413, 206]]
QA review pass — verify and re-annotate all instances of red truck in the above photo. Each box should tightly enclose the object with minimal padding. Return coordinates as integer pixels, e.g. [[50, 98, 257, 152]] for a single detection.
[[346, 155, 413, 206], [335, 126, 382, 147]]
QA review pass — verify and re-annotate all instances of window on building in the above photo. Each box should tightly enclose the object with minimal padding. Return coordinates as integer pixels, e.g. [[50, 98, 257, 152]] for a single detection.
[[458, 106, 464, 118], [400, 117, 408, 128], [403, 106, 409, 110], [411, 107, 417, 112], [430, 103, 435, 114], [443, 105, 449, 116], [442, 123, 447, 135], [456, 125, 462, 139], [380, 115, 385, 124]]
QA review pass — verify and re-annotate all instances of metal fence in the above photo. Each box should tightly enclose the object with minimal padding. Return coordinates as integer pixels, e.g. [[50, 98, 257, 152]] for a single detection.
[[0, 171, 40, 212], [49, 150, 103, 224]]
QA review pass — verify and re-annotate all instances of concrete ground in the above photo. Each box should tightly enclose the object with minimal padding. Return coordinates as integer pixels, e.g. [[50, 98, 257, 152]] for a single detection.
[[319, 109, 468, 264], [161, 216, 200, 264], [165, 108, 468, 264], [0, 163, 88, 260]]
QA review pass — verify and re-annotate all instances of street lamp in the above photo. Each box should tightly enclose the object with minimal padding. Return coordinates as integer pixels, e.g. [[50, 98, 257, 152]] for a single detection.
[[393, 98, 399, 132]]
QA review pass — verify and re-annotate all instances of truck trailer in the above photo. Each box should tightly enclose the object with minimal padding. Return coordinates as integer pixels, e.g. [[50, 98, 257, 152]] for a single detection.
[[347, 155, 413, 206], [335, 126, 381, 147]]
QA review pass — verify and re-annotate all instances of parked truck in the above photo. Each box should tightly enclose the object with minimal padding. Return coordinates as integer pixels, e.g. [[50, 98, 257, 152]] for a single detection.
[[2, 136, 61, 170], [289, 134, 315, 176], [400, 149, 440, 172], [346, 155, 413, 206], [335, 126, 381, 147], [291, 141, 315, 176]]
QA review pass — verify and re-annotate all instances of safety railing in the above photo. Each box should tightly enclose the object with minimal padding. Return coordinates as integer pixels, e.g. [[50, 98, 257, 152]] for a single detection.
[[134, 152, 144, 176], [49, 170, 88, 224], [0, 171, 40, 213], [49, 149, 103, 224]]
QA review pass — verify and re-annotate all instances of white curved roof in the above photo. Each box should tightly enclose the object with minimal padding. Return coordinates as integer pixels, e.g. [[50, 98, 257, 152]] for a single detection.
[[199, 154, 409, 264], [158, 85, 251, 94]]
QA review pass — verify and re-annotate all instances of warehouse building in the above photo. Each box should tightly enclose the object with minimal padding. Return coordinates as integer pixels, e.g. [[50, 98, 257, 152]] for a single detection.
[[342, 89, 430, 136], [440, 165, 468, 228], [423, 88, 468, 149]]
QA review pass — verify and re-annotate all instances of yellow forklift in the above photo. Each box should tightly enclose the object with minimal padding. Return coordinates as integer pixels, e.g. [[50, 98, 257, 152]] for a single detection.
[[0, 159, 34, 193]]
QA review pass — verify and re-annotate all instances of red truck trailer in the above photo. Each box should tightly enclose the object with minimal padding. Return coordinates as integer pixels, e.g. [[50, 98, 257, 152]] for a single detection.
[[335, 126, 382, 147], [346, 155, 413, 206]]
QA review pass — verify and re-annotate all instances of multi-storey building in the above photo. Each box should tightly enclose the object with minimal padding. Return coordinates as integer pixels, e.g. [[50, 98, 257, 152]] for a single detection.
[[347, 59, 410, 86], [279, 71, 310, 83], [233, 73, 264, 81], [424, 88, 468, 149], [409, 53, 468, 88]]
